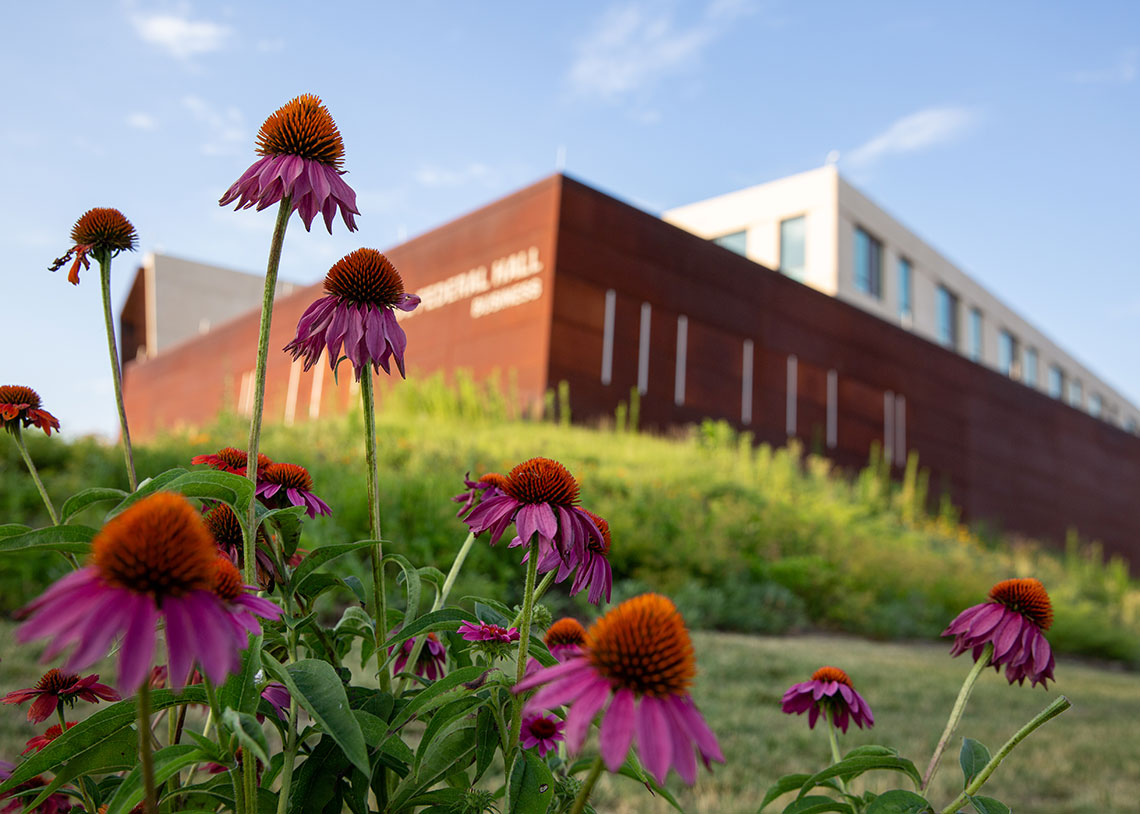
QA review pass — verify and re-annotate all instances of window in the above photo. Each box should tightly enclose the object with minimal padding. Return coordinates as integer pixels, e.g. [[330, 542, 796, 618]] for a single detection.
[[936, 285, 959, 349], [1089, 393, 1102, 418], [968, 308, 983, 361], [713, 230, 747, 255], [1048, 365, 1064, 399], [1069, 379, 1083, 408], [1023, 347, 1038, 387], [779, 216, 806, 281], [998, 330, 1019, 378], [854, 227, 882, 298], [898, 258, 913, 320]]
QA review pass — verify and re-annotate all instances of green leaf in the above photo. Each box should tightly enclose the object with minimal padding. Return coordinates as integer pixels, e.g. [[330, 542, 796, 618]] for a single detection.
[[759, 774, 816, 811], [388, 726, 477, 811], [864, 790, 934, 814], [288, 735, 348, 814], [292, 540, 379, 588], [844, 745, 899, 759], [167, 470, 254, 512], [611, 755, 686, 813], [60, 487, 128, 523], [0, 523, 96, 554], [343, 575, 367, 604], [474, 601, 512, 627], [104, 745, 207, 814], [254, 503, 306, 556], [969, 796, 1011, 814], [384, 552, 423, 628], [474, 706, 499, 782], [222, 708, 271, 767], [415, 696, 484, 773], [383, 609, 476, 653], [506, 750, 555, 814], [295, 573, 352, 602], [23, 727, 138, 809], [0, 524, 30, 539], [781, 797, 853, 814], [107, 468, 189, 518], [959, 738, 991, 787], [387, 665, 489, 733], [261, 654, 369, 776], [219, 634, 263, 716], [799, 756, 922, 797]]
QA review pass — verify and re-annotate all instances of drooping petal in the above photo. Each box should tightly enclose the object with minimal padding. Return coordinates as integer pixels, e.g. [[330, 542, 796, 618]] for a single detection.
[[599, 688, 637, 772]]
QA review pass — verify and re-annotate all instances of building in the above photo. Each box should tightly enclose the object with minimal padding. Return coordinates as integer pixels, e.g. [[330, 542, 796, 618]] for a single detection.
[[664, 165, 1140, 431], [120, 174, 1140, 565]]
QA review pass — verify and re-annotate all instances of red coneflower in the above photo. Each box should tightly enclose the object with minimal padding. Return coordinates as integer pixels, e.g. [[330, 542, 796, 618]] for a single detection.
[[0, 386, 60, 436], [544, 618, 587, 662], [2, 668, 119, 724], [392, 633, 446, 681], [781, 666, 875, 733], [209, 555, 282, 642], [0, 760, 71, 814], [21, 722, 77, 755], [191, 447, 273, 478], [452, 472, 509, 519], [49, 208, 137, 285], [220, 94, 359, 233], [516, 594, 723, 786], [520, 713, 565, 757], [284, 249, 420, 381], [17, 492, 261, 691], [943, 578, 1056, 687], [256, 462, 331, 518]]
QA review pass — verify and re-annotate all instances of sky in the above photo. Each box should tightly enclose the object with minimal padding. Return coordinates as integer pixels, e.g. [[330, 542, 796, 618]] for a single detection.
[[1, 1, 1138, 437]]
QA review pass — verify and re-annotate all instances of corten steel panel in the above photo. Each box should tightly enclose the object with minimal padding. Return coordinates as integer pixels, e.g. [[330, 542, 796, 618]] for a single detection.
[[549, 176, 1140, 565], [123, 177, 563, 441]]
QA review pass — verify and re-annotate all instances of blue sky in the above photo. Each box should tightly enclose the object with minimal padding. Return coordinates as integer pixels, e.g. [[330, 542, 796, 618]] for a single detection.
[[2, 1, 1137, 437]]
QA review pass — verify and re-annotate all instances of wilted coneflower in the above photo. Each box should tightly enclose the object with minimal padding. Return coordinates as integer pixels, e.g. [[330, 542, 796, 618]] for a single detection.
[[203, 504, 278, 592], [16, 492, 255, 691], [452, 472, 509, 519], [49, 207, 137, 286], [555, 509, 612, 606], [261, 682, 291, 723], [21, 722, 77, 755], [2, 669, 119, 724], [256, 462, 331, 519], [515, 594, 723, 787], [544, 618, 587, 662], [0, 386, 60, 437], [192, 447, 274, 479], [943, 578, 1056, 688], [780, 666, 875, 734], [520, 713, 566, 757], [284, 248, 421, 381], [209, 555, 282, 642], [219, 94, 359, 233], [392, 633, 447, 681]]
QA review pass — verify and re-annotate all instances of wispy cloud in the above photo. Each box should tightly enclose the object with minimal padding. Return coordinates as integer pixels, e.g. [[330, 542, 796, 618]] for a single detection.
[[126, 112, 158, 131], [131, 11, 232, 60], [568, 0, 752, 102], [846, 106, 979, 170], [1071, 48, 1137, 84], [414, 162, 496, 188], [182, 96, 246, 155]]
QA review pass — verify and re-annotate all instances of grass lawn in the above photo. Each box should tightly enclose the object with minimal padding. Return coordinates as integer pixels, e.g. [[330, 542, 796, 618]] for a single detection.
[[2, 623, 1136, 814]]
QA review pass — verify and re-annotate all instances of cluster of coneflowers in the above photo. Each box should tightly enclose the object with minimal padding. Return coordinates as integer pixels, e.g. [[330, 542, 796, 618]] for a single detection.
[[0, 93, 1068, 814]]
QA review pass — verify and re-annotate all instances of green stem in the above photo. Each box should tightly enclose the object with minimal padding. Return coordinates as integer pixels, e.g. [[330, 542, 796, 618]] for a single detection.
[[137, 682, 158, 814], [275, 626, 301, 814], [243, 746, 258, 814], [827, 717, 848, 795], [97, 249, 138, 491], [243, 195, 292, 585], [922, 642, 994, 791], [360, 369, 391, 692], [510, 571, 556, 628], [56, 705, 67, 732], [570, 756, 605, 814], [11, 425, 60, 525], [508, 538, 540, 752], [940, 696, 1071, 814]]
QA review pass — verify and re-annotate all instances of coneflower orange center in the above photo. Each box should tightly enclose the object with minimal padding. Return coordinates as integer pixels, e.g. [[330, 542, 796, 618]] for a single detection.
[[989, 578, 1053, 630], [323, 248, 405, 306], [70, 208, 137, 252], [504, 458, 580, 507], [35, 669, 79, 694], [92, 492, 215, 600], [262, 462, 314, 491], [586, 594, 696, 697], [583, 510, 611, 555], [256, 94, 345, 169], [528, 718, 558, 738], [545, 618, 586, 648], [478, 473, 509, 490], [811, 666, 853, 686], [212, 556, 244, 602], [0, 385, 41, 408]]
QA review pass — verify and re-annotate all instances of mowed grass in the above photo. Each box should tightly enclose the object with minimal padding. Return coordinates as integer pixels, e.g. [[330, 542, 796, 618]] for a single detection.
[[2, 623, 1136, 814]]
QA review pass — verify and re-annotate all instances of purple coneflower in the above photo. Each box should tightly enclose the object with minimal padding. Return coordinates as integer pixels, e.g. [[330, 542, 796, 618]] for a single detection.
[[209, 555, 283, 642], [520, 713, 565, 757], [203, 504, 278, 592], [781, 666, 875, 734], [570, 510, 613, 605], [2, 668, 119, 724], [285, 248, 420, 381], [453, 472, 509, 519], [48, 207, 137, 285], [515, 593, 723, 786], [191, 447, 273, 479], [543, 618, 587, 662], [21, 722, 76, 755], [17, 492, 260, 692], [219, 94, 359, 233], [458, 621, 520, 643], [943, 578, 1055, 688], [256, 462, 331, 519], [0, 386, 60, 436], [392, 633, 447, 680], [261, 682, 291, 723]]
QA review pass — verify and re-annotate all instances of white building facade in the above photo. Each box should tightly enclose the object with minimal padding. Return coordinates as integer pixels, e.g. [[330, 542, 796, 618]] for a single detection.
[[664, 166, 1140, 433]]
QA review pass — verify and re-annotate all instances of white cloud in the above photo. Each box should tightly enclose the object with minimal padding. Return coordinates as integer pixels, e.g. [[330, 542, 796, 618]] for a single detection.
[[131, 11, 232, 60], [1071, 48, 1138, 84], [414, 162, 496, 188], [256, 38, 286, 53], [846, 107, 979, 170], [126, 112, 158, 131], [182, 95, 246, 156], [569, 0, 752, 102]]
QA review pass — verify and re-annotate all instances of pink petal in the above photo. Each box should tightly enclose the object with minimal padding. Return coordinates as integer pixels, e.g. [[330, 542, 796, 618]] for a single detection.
[[600, 688, 636, 772]]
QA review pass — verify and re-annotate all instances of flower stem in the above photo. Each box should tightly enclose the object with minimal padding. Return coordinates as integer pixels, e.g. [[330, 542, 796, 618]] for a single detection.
[[437, 531, 475, 610], [510, 571, 556, 628], [10, 425, 59, 525], [509, 538, 541, 752], [939, 696, 1071, 814], [137, 682, 158, 814], [243, 195, 292, 585], [360, 368, 391, 693], [243, 745, 258, 814], [922, 642, 994, 790], [827, 716, 848, 795], [275, 626, 301, 814], [96, 249, 137, 491], [570, 756, 605, 814]]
